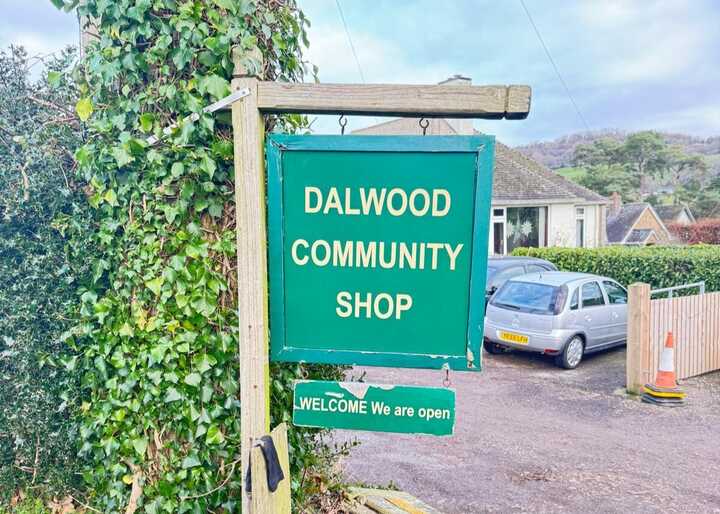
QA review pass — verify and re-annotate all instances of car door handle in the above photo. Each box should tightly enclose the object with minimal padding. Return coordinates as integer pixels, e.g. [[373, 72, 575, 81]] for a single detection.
[[584, 315, 592, 322], [612, 312, 619, 319]]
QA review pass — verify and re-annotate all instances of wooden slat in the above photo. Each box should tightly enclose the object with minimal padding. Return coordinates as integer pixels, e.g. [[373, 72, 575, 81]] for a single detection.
[[232, 54, 271, 513], [255, 82, 531, 119], [647, 291, 720, 381]]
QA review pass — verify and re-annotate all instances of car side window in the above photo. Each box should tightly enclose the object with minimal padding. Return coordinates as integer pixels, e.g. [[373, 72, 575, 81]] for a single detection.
[[603, 281, 628, 304], [581, 281, 606, 308], [569, 289, 579, 310], [526, 264, 549, 273]]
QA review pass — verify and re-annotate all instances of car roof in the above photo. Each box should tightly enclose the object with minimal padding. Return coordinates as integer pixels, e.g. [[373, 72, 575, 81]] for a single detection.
[[507, 271, 614, 287], [487, 256, 554, 269]]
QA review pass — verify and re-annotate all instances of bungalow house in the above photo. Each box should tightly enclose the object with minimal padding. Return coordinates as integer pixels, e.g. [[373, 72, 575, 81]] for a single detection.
[[352, 76, 608, 255], [655, 204, 696, 226], [606, 193, 672, 246]]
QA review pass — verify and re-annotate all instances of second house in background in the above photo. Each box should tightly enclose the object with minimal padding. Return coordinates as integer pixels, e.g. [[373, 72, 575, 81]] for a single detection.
[[353, 75, 608, 255]]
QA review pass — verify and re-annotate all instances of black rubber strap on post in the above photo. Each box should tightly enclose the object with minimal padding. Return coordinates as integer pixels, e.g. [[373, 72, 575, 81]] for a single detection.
[[244, 435, 285, 493]]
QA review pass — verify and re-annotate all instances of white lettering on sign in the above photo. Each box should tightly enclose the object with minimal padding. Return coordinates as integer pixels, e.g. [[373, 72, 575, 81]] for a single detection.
[[297, 395, 368, 414], [294, 185, 464, 324], [304, 186, 452, 217], [336, 291, 413, 320], [291, 239, 464, 271]]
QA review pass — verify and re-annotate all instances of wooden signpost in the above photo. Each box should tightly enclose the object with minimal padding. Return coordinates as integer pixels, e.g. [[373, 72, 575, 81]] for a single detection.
[[230, 54, 531, 512]]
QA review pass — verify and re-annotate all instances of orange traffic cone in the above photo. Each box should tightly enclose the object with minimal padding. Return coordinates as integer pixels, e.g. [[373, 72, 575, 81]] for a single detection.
[[655, 332, 678, 389], [641, 332, 686, 407]]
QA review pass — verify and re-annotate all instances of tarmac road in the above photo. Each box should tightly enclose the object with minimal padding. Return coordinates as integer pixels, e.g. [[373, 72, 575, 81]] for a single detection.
[[339, 347, 720, 513]]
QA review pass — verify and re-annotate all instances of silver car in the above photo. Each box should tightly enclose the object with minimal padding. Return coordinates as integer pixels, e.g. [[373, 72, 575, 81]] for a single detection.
[[483, 272, 628, 369]]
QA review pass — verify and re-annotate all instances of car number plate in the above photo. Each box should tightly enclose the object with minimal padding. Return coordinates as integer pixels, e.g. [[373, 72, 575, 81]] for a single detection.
[[498, 331, 529, 344]]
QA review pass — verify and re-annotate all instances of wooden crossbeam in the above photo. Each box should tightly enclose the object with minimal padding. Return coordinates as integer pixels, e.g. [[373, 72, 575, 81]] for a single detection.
[[253, 82, 531, 119]]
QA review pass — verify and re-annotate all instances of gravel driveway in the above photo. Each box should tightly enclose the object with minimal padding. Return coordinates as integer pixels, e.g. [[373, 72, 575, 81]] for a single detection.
[[338, 348, 720, 513]]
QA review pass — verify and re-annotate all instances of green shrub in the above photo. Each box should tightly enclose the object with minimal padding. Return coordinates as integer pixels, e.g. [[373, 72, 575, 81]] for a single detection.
[[0, 497, 49, 514], [0, 46, 89, 501], [512, 245, 720, 291]]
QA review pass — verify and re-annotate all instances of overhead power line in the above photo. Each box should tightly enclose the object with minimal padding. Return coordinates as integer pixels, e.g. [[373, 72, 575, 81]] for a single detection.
[[519, 0, 591, 132], [335, 0, 366, 84]]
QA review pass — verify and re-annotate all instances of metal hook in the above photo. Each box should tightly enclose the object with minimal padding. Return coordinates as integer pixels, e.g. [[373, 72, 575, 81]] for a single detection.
[[419, 118, 429, 136], [443, 368, 451, 388], [339, 114, 348, 135]]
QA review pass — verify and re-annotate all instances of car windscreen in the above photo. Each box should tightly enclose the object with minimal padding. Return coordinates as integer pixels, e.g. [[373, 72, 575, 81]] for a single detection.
[[491, 281, 560, 314]]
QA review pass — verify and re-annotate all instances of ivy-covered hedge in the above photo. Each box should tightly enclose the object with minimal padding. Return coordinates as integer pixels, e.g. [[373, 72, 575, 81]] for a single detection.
[[45, 0, 345, 512], [512, 245, 720, 291], [0, 46, 89, 501]]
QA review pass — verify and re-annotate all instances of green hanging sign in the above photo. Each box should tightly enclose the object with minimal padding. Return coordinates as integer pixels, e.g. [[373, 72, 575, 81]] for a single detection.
[[293, 380, 455, 436], [267, 135, 495, 371]]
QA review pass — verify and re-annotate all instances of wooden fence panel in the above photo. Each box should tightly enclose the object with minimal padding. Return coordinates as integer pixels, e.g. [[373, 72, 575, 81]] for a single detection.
[[647, 291, 720, 381]]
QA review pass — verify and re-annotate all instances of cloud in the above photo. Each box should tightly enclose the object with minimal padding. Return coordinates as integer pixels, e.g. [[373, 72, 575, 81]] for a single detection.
[[0, 2, 78, 56]]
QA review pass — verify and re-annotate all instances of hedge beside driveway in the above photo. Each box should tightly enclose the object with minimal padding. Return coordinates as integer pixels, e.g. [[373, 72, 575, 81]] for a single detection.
[[512, 245, 720, 292]]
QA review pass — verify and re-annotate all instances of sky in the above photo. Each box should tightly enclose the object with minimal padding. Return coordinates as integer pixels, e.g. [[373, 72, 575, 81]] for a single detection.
[[2, 0, 719, 146]]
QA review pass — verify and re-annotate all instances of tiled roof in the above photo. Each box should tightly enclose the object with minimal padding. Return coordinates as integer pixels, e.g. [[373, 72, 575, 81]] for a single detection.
[[655, 204, 694, 223], [351, 119, 607, 204], [606, 203, 648, 243]]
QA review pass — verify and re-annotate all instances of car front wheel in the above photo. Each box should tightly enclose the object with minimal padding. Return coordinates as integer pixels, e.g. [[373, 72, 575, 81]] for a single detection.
[[555, 336, 584, 369]]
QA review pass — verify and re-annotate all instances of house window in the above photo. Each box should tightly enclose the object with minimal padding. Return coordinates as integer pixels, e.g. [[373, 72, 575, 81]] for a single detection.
[[490, 208, 506, 255], [506, 207, 547, 253], [576, 207, 585, 248]]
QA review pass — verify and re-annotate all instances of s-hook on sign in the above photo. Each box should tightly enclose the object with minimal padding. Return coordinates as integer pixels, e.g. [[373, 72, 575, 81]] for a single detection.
[[266, 135, 495, 371]]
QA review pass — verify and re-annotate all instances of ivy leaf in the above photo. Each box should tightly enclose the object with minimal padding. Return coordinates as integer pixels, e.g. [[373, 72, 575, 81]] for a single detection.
[[47, 71, 62, 88], [119, 322, 134, 338], [184, 373, 202, 387], [199, 74, 230, 100], [171, 162, 185, 177], [139, 113, 154, 133], [205, 424, 225, 445], [112, 146, 134, 168], [181, 454, 201, 469], [76, 97, 93, 121], [132, 437, 148, 457], [145, 277, 164, 296], [165, 387, 182, 403], [104, 189, 119, 207], [212, 0, 236, 12]]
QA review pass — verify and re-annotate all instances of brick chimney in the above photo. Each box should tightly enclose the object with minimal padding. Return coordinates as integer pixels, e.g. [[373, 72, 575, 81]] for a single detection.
[[438, 75, 473, 135], [610, 192, 622, 216]]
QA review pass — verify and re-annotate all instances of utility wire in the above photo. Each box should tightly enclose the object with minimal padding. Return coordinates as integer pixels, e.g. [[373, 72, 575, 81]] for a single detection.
[[519, 0, 591, 132], [335, 0, 366, 83]]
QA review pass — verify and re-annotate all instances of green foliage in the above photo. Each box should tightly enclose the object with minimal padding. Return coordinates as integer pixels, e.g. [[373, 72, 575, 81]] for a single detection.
[[572, 131, 712, 204], [0, 497, 50, 514], [554, 166, 586, 182], [0, 46, 89, 500], [58, 0, 344, 512], [512, 245, 720, 292]]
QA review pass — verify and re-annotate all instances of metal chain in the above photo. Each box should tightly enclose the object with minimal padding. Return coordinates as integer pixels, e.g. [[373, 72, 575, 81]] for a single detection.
[[338, 114, 348, 135], [419, 117, 429, 136]]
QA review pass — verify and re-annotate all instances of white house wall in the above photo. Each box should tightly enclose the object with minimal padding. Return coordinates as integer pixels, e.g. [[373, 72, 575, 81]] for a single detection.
[[548, 204, 576, 247], [488, 203, 604, 255]]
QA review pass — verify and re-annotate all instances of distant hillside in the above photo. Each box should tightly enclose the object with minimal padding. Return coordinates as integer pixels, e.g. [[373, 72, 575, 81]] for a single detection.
[[516, 131, 720, 173]]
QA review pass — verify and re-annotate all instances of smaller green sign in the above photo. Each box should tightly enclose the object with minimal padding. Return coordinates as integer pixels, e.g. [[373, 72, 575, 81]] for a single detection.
[[293, 380, 455, 436]]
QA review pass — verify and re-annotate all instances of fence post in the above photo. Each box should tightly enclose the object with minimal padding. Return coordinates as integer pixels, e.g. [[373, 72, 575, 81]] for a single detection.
[[627, 283, 651, 394]]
